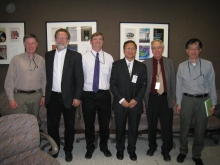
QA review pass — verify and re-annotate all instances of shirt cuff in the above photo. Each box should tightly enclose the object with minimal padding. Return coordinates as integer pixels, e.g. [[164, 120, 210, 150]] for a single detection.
[[119, 98, 125, 104]]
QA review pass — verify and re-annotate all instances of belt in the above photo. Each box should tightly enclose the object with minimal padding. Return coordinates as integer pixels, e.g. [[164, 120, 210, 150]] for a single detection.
[[150, 92, 167, 96], [183, 93, 208, 98], [96, 90, 108, 93], [52, 91, 62, 94], [84, 90, 108, 93], [14, 89, 41, 94]]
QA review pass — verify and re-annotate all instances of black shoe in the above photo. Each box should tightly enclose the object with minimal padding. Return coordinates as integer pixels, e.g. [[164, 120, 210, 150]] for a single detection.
[[85, 150, 94, 159], [116, 151, 124, 160], [65, 151, 73, 162], [100, 149, 112, 157], [147, 148, 156, 156], [192, 157, 204, 165], [128, 152, 137, 161], [177, 153, 186, 163], [161, 152, 171, 161]]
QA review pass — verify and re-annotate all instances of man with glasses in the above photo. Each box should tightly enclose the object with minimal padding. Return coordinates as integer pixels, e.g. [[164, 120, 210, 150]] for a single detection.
[[45, 28, 84, 162], [143, 39, 176, 161], [4, 34, 46, 126], [82, 32, 114, 159], [176, 38, 217, 165], [111, 40, 147, 161]]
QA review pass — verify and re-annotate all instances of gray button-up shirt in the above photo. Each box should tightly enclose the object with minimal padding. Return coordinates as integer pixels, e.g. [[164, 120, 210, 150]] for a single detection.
[[4, 52, 46, 100], [176, 58, 217, 105]]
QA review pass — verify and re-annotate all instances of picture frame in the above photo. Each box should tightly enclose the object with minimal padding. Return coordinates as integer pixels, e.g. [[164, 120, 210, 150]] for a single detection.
[[120, 22, 169, 61], [46, 21, 97, 55], [0, 22, 25, 64]]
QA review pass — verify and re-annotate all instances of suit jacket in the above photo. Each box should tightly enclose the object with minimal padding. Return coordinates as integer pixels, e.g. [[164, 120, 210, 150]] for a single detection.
[[110, 58, 147, 114], [45, 49, 84, 109], [142, 57, 176, 108]]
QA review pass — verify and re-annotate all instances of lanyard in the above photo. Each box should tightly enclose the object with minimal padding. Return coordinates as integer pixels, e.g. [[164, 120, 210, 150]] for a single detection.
[[188, 58, 202, 80], [91, 50, 105, 64]]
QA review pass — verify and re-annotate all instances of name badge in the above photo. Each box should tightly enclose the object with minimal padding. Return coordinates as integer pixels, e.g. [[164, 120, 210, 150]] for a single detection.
[[132, 75, 138, 83], [155, 82, 160, 89]]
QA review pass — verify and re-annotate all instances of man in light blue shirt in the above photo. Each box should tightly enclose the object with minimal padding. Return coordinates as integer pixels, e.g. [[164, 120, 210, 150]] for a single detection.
[[176, 38, 217, 165]]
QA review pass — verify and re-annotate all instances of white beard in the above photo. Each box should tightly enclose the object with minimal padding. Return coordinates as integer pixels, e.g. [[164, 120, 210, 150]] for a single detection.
[[56, 44, 67, 51]]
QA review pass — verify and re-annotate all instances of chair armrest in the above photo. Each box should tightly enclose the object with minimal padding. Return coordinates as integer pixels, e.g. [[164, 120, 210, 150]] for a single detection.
[[40, 132, 59, 155], [111, 109, 115, 118], [75, 105, 81, 119]]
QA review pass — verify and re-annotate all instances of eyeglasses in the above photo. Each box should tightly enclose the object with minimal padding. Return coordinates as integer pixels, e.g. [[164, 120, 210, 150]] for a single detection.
[[29, 59, 38, 71], [56, 37, 68, 41], [188, 48, 200, 51], [25, 42, 37, 46], [125, 47, 136, 51], [152, 46, 163, 50]]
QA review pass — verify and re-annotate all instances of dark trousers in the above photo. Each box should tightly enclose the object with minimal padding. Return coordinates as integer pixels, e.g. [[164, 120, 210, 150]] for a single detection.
[[47, 92, 76, 152], [179, 95, 208, 158], [115, 110, 141, 152], [82, 90, 111, 152], [146, 94, 173, 153]]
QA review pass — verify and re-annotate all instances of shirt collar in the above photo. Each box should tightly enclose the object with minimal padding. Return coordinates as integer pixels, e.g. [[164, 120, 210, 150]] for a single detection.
[[125, 58, 134, 65], [91, 49, 104, 63], [56, 48, 67, 55], [188, 57, 200, 66], [24, 52, 36, 60], [153, 56, 163, 64]]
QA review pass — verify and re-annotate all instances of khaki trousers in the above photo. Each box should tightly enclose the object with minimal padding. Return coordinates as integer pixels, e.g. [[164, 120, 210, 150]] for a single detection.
[[13, 92, 42, 127]]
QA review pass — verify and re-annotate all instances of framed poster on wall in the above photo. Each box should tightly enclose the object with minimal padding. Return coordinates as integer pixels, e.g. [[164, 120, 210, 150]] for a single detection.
[[0, 22, 25, 64], [46, 21, 97, 55], [120, 22, 169, 61]]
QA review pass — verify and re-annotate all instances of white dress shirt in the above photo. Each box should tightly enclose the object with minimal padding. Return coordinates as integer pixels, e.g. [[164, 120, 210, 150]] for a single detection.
[[52, 48, 67, 92], [82, 49, 114, 91], [125, 58, 134, 74]]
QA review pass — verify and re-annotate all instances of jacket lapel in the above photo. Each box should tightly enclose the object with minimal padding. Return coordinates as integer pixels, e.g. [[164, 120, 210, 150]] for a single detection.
[[148, 58, 153, 84], [132, 60, 138, 77], [121, 58, 131, 78], [62, 50, 71, 80], [162, 57, 169, 83], [49, 50, 56, 80]]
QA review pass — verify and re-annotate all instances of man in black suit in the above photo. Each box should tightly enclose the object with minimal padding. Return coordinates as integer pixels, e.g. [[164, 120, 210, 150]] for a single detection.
[[110, 40, 147, 161], [45, 28, 84, 162]]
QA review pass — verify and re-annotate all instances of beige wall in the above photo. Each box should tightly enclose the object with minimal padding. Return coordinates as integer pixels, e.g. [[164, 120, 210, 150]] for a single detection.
[[0, 0, 220, 90]]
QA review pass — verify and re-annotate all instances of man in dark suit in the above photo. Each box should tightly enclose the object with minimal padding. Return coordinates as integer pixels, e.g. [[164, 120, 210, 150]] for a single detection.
[[110, 40, 147, 161], [45, 28, 84, 162], [143, 39, 176, 161]]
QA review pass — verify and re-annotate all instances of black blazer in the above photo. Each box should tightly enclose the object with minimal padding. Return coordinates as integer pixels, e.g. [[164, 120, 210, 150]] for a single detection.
[[45, 49, 84, 109], [110, 58, 147, 114]]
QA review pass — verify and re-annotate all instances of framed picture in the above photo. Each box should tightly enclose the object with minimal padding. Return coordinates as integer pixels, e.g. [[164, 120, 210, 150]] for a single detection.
[[0, 22, 25, 64], [120, 22, 169, 61], [46, 21, 97, 55]]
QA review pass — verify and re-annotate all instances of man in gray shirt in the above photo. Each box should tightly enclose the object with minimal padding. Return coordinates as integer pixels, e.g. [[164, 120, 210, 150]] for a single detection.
[[4, 34, 46, 126], [176, 38, 217, 165]]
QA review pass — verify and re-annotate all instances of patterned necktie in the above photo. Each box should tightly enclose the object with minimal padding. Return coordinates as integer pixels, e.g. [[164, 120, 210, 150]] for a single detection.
[[157, 60, 164, 94], [128, 62, 131, 77], [93, 53, 100, 92]]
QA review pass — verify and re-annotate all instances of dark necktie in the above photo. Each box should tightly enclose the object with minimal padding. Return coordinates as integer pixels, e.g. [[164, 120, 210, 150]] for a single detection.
[[93, 53, 100, 92]]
